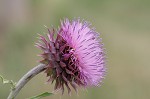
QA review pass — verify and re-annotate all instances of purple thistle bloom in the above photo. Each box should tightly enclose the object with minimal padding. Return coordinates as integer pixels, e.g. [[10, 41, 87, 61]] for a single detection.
[[36, 19, 106, 94]]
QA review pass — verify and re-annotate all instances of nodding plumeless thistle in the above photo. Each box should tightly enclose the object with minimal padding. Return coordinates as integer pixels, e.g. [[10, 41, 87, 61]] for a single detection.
[[36, 19, 106, 94]]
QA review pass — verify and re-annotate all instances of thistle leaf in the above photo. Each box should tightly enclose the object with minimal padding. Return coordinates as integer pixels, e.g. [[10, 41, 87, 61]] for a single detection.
[[0, 75, 16, 89], [27, 92, 53, 99]]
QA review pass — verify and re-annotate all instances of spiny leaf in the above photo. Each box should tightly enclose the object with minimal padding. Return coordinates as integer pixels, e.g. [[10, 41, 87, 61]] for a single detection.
[[27, 92, 53, 99], [0, 75, 16, 90]]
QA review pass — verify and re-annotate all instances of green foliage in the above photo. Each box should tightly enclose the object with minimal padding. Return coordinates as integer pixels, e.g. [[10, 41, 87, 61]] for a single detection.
[[27, 92, 53, 99], [0, 75, 16, 90]]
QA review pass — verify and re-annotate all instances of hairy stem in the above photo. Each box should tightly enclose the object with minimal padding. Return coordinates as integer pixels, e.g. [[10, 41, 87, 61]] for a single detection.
[[7, 64, 46, 99]]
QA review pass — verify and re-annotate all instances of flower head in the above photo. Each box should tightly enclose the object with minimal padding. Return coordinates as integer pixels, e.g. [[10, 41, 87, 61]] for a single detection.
[[36, 19, 106, 94]]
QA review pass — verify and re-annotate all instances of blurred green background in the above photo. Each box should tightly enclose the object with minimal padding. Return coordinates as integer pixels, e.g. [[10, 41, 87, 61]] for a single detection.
[[0, 0, 150, 99]]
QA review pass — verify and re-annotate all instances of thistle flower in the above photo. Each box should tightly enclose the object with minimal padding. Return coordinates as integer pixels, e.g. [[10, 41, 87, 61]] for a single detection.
[[36, 19, 106, 94]]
